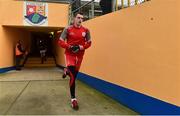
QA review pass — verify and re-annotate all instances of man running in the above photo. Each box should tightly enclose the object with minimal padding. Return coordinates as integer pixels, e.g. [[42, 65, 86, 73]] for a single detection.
[[58, 12, 92, 110]]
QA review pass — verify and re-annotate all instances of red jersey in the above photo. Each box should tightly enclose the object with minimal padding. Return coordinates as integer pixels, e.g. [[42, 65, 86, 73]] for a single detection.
[[58, 25, 91, 55]]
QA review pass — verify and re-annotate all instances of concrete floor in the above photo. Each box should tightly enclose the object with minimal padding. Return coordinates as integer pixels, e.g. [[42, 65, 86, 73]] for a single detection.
[[0, 67, 138, 115]]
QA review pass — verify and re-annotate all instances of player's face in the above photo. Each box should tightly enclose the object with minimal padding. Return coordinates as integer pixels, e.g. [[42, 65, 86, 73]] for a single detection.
[[74, 14, 84, 26]]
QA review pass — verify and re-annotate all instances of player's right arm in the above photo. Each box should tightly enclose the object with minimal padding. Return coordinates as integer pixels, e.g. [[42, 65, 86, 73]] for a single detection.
[[58, 27, 70, 49]]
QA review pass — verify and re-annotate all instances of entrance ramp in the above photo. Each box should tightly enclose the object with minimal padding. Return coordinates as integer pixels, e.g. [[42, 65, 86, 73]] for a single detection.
[[0, 67, 138, 115]]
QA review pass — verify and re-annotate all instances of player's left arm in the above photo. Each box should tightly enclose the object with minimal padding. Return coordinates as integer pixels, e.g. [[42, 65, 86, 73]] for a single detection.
[[79, 29, 92, 50]]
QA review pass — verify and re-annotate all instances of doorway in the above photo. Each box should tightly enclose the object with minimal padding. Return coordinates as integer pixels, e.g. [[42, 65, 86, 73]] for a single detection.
[[24, 31, 56, 67]]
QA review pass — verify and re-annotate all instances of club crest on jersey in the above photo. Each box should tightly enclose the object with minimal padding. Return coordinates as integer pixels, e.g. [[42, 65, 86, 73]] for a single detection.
[[82, 32, 86, 37], [24, 2, 48, 26], [69, 32, 75, 35]]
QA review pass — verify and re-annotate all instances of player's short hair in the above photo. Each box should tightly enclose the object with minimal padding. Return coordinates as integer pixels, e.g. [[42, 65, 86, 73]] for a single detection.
[[74, 12, 84, 17]]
